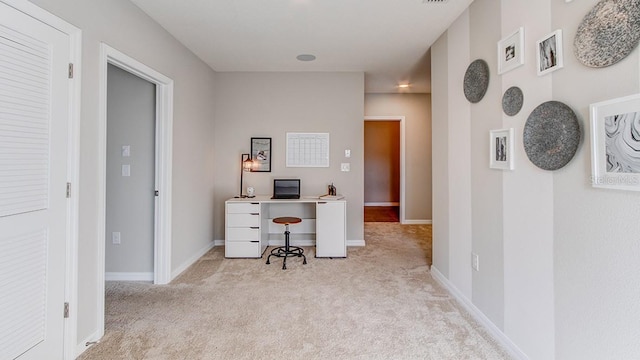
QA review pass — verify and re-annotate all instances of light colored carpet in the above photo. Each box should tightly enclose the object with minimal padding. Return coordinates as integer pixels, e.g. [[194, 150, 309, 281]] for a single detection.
[[79, 223, 512, 360]]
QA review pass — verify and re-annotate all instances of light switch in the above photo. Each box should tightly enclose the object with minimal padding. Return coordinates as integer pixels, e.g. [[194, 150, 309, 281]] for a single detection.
[[122, 145, 130, 157], [345, 149, 351, 158], [112, 232, 121, 245], [341, 163, 350, 172], [122, 164, 130, 177]]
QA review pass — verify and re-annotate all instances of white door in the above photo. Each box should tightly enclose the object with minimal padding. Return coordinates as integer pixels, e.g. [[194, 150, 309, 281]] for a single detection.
[[0, 3, 71, 359]]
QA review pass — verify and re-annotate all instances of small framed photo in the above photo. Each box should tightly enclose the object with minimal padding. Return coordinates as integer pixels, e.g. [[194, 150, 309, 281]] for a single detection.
[[250, 137, 271, 172], [537, 29, 564, 76], [489, 128, 515, 170], [590, 94, 640, 191], [498, 27, 525, 74]]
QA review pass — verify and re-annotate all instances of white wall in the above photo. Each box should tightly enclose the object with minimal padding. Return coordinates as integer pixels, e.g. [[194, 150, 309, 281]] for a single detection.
[[432, 0, 640, 359], [28, 0, 217, 353], [364, 93, 432, 221], [212, 72, 365, 242]]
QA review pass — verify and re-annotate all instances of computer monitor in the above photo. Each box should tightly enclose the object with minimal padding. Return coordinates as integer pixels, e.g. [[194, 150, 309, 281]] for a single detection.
[[272, 179, 300, 199]]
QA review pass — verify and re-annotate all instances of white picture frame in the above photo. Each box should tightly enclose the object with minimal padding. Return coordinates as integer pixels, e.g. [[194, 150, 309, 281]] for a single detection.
[[498, 27, 525, 75], [537, 29, 564, 76], [590, 93, 640, 191], [489, 128, 515, 170]]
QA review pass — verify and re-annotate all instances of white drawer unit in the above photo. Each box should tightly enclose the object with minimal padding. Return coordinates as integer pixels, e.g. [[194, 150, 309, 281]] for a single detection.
[[225, 201, 266, 258]]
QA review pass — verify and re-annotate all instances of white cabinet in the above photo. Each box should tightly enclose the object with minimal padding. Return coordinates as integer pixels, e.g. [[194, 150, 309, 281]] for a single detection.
[[225, 201, 266, 258], [315, 200, 347, 257]]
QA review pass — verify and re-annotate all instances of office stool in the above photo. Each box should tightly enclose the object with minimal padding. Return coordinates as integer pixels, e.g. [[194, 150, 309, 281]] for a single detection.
[[266, 217, 307, 270]]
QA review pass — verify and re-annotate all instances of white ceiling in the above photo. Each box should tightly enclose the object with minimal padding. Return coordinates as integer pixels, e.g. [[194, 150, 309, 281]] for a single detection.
[[131, 0, 473, 93]]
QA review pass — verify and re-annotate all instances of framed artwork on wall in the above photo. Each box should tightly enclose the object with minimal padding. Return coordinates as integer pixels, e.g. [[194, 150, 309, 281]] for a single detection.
[[498, 27, 525, 74], [590, 93, 640, 191], [251, 137, 271, 172], [489, 128, 515, 170], [537, 29, 564, 76]]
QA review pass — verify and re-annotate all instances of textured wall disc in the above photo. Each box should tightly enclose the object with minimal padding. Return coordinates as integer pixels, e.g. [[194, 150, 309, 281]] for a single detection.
[[524, 101, 581, 171], [574, 0, 640, 68], [463, 59, 490, 103], [502, 86, 524, 116]]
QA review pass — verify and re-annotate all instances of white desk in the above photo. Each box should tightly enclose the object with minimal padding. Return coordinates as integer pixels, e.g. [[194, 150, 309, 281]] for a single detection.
[[225, 196, 346, 258]]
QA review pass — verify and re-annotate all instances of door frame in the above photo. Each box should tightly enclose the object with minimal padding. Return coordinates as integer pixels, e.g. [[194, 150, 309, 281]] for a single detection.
[[364, 116, 406, 224], [0, 1, 82, 359], [97, 44, 174, 332]]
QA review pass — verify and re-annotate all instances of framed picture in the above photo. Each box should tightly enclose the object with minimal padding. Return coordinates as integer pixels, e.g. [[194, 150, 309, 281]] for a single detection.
[[590, 94, 640, 191], [537, 29, 564, 76], [250, 137, 271, 172], [498, 27, 525, 74], [489, 128, 515, 170]]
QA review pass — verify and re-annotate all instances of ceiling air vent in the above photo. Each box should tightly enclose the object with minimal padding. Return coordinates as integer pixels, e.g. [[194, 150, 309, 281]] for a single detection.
[[422, 0, 449, 3]]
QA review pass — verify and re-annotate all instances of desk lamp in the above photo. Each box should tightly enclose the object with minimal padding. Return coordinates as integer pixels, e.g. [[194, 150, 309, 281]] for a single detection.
[[237, 153, 254, 198]]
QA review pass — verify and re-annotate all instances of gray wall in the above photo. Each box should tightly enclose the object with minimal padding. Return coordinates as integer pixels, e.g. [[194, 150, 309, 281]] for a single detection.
[[212, 72, 365, 242], [432, 0, 640, 359], [29, 0, 217, 351], [106, 64, 155, 274], [364, 93, 432, 221]]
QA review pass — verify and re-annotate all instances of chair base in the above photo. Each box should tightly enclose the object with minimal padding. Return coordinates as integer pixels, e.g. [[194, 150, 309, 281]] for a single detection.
[[266, 245, 307, 270]]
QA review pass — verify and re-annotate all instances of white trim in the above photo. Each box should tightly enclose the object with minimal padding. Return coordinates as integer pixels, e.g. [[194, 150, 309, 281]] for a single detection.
[[364, 116, 406, 224], [430, 266, 529, 360], [364, 202, 399, 206], [75, 330, 100, 358], [403, 219, 432, 225], [105, 272, 154, 282], [98, 43, 174, 338], [0, 2, 83, 359], [347, 239, 366, 247], [170, 241, 216, 280]]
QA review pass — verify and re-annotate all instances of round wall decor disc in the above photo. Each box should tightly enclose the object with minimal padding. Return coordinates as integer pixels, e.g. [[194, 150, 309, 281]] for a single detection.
[[463, 59, 490, 103], [523, 101, 581, 171], [502, 86, 524, 116], [574, 0, 640, 68]]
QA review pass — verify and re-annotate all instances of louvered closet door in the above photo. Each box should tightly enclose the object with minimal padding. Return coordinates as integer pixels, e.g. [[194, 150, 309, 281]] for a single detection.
[[0, 2, 71, 359]]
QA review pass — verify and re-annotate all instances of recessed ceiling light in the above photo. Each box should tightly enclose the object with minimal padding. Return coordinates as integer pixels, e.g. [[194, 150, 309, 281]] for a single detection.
[[296, 54, 316, 62], [398, 84, 410, 88]]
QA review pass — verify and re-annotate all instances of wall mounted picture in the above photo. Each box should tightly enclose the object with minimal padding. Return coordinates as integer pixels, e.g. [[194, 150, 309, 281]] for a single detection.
[[498, 27, 525, 74], [250, 137, 271, 172], [490, 128, 515, 170], [590, 93, 640, 191], [537, 29, 564, 76]]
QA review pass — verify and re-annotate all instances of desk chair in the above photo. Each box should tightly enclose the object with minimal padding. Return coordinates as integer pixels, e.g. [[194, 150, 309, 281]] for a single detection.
[[266, 217, 307, 270]]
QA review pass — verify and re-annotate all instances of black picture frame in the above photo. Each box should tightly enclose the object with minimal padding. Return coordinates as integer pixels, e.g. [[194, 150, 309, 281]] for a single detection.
[[250, 137, 271, 172]]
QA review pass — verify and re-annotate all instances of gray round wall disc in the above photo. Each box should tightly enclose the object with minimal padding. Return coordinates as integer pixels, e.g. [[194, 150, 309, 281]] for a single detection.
[[523, 101, 581, 171], [463, 59, 490, 103], [502, 86, 524, 116], [574, 0, 640, 68]]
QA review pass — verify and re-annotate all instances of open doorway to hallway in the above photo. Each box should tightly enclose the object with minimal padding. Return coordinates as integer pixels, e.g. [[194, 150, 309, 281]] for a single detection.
[[364, 119, 401, 222]]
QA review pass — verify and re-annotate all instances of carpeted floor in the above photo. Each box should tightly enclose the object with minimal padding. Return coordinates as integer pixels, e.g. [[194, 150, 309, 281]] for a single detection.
[[79, 223, 512, 360]]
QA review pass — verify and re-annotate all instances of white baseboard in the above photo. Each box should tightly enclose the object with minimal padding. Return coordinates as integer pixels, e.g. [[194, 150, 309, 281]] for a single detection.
[[214, 239, 224, 246], [430, 266, 529, 360], [75, 329, 101, 358], [347, 239, 366, 246], [402, 219, 432, 225], [105, 272, 153, 281], [364, 202, 399, 206], [171, 241, 216, 280]]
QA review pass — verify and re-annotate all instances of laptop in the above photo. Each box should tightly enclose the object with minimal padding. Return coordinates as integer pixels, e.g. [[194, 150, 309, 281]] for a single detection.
[[271, 179, 301, 199]]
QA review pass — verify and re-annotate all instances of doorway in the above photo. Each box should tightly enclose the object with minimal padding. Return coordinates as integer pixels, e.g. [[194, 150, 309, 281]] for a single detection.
[[97, 44, 174, 337], [363, 116, 406, 223], [105, 64, 156, 281]]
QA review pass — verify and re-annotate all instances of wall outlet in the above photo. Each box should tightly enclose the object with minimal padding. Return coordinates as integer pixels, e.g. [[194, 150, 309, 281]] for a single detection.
[[471, 253, 479, 271], [122, 164, 130, 177], [112, 232, 121, 245]]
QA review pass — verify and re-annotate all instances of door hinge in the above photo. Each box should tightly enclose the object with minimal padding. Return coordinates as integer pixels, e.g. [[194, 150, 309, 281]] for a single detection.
[[68, 63, 74, 79], [64, 302, 70, 318], [66, 182, 71, 198], [154, 190, 159, 197]]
